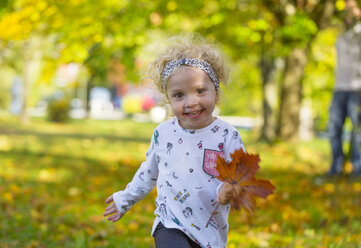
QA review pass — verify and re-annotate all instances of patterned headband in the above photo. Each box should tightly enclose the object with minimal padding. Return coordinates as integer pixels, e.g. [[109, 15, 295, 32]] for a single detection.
[[161, 58, 220, 91]]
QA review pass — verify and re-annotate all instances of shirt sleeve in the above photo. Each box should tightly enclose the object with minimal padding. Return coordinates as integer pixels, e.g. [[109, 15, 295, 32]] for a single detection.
[[224, 127, 245, 164], [217, 126, 245, 204], [112, 129, 159, 215]]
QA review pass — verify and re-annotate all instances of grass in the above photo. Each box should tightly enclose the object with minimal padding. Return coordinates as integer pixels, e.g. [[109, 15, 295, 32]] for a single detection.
[[0, 115, 360, 248]]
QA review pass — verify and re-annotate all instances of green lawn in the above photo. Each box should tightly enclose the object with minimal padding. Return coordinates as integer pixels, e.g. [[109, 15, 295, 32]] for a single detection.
[[0, 115, 360, 248]]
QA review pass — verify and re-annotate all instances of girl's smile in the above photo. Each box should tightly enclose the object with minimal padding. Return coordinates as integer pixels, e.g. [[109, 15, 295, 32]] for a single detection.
[[166, 66, 218, 130], [184, 110, 203, 119]]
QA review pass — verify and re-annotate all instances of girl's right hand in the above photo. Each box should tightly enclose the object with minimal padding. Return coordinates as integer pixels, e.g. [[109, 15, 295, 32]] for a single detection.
[[103, 195, 123, 222]]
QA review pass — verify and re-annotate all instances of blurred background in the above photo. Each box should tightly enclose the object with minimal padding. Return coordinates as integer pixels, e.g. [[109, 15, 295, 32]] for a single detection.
[[1, 0, 361, 247], [1, 0, 353, 138]]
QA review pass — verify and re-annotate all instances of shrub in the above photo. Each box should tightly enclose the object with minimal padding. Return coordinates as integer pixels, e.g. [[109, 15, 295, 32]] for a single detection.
[[47, 98, 70, 123]]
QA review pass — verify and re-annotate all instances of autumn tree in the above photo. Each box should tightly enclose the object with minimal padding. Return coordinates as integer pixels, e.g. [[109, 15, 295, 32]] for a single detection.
[[154, 0, 339, 141], [0, 0, 50, 123], [0, 0, 156, 122], [0, 0, 344, 136], [257, 0, 339, 141], [186, 0, 341, 141]]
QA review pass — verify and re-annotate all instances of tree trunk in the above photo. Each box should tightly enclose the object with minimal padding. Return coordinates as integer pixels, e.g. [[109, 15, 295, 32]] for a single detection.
[[259, 54, 278, 142], [86, 75, 95, 118], [19, 37, 43, 124], [20, 42, 31, 124], [277, 48, 307, 141]]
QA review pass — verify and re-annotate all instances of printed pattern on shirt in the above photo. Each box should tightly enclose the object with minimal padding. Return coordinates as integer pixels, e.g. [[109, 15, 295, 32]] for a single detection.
[[113, 118, 244, 248]]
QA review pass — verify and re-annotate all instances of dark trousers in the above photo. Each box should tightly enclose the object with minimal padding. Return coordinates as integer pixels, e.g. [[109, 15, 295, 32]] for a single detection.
[[153, 222, 202, 248], [328, 91, 361, 174]]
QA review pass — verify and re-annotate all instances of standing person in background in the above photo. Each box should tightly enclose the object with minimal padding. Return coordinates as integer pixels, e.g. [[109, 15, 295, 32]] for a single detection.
[[327, 0, 361, 176]]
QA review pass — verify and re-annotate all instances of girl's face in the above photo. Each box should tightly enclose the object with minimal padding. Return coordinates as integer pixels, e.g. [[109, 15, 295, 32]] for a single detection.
[[166, 66, 218, 130]]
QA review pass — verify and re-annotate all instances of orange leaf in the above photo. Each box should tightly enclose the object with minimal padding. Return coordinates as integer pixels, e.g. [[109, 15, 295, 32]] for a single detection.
[[214, 154, 234, 182], [215, 148, 275, 212], [232, 187, 256, 212], [239, 178, 275, 199]]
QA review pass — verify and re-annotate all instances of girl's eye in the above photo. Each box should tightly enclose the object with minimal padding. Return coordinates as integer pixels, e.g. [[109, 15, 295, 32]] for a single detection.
[[174, 93, 183, 99], [196, 88, 205, 94]]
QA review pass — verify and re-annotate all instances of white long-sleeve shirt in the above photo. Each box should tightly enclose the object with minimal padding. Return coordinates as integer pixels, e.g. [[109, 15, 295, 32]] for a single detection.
[[113, 117, 245, 248], [334, 23, 361, 91]]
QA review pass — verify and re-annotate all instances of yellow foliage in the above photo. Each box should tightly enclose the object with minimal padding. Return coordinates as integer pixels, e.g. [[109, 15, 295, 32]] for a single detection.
[[90, 215, 103, 223], [3, 192, 13, 202], [15, 213, 23, 221], [58, 224, 67, 232], [335, 0, 346, 10], [30, 12, 40, 22], [26, 240, 39, 248], [266, 192, 276, 201], [40, 223, 48, 232], [304, 228, 315, 237], [128, 221, 139, 232], [0, 135, 11, 151], [82, 139, 93, 148], [68, 187, 81, 197], [241, 231, 271, 247], [0, 5, 36, 40], [92, 176, 104, 187], [35, 1, 47, 10], [37, 168, 57, 182], [85, 226, 95, 236], [94, 34, 103, 43], [9, 183, 21, 194], [323, 183, 335, 193], [352, 182, 361, 192], [344, 161, 353, 174], [282, 210, 290, 221], [30, 209, 41, 220], [270, 223, 280, 233], [167, 1, 177, 11], [109, 163, 119, 172]]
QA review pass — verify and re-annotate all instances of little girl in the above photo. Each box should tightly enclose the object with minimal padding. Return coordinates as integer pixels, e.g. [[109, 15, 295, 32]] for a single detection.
[[103, 35, 245, 248]]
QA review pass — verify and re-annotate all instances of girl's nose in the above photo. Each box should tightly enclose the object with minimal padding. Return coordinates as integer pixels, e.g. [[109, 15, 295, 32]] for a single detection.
[[184, 95, 197, 108]]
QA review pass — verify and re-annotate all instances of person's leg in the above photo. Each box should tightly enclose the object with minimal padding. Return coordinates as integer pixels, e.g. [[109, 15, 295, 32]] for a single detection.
[[328, 91, 347, 175], [153, 222, 201, 248], [347, 91, 361, 174]]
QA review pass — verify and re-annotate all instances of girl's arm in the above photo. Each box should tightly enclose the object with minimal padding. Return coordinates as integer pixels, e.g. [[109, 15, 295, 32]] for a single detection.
[[217, 127, 245, 205], [104, 130, 159, 221]]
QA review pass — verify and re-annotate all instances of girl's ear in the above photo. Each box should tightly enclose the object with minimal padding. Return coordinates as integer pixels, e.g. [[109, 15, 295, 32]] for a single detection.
[[215, 91, 220, 104]]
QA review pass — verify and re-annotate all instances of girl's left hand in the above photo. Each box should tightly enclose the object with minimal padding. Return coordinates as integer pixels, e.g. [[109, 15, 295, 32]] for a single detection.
[[217, 182, 233, 205], [103, 195, 123, 222]]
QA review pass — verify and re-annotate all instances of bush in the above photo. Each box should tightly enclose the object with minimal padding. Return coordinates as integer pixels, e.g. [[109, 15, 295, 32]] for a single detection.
[[47, 98, 70, 123]]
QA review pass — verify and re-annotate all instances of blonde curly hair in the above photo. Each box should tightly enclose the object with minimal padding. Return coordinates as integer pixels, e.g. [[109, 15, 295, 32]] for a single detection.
[[147, 34, 230, 95]]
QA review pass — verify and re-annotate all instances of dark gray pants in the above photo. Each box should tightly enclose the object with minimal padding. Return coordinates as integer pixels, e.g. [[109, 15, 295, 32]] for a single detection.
[[328, 91, 361, 174], [153, 222, 202, 248]]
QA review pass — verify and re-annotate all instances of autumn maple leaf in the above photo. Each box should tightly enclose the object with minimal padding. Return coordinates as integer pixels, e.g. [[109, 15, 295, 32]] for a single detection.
[[215, 148, 275, 213]]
